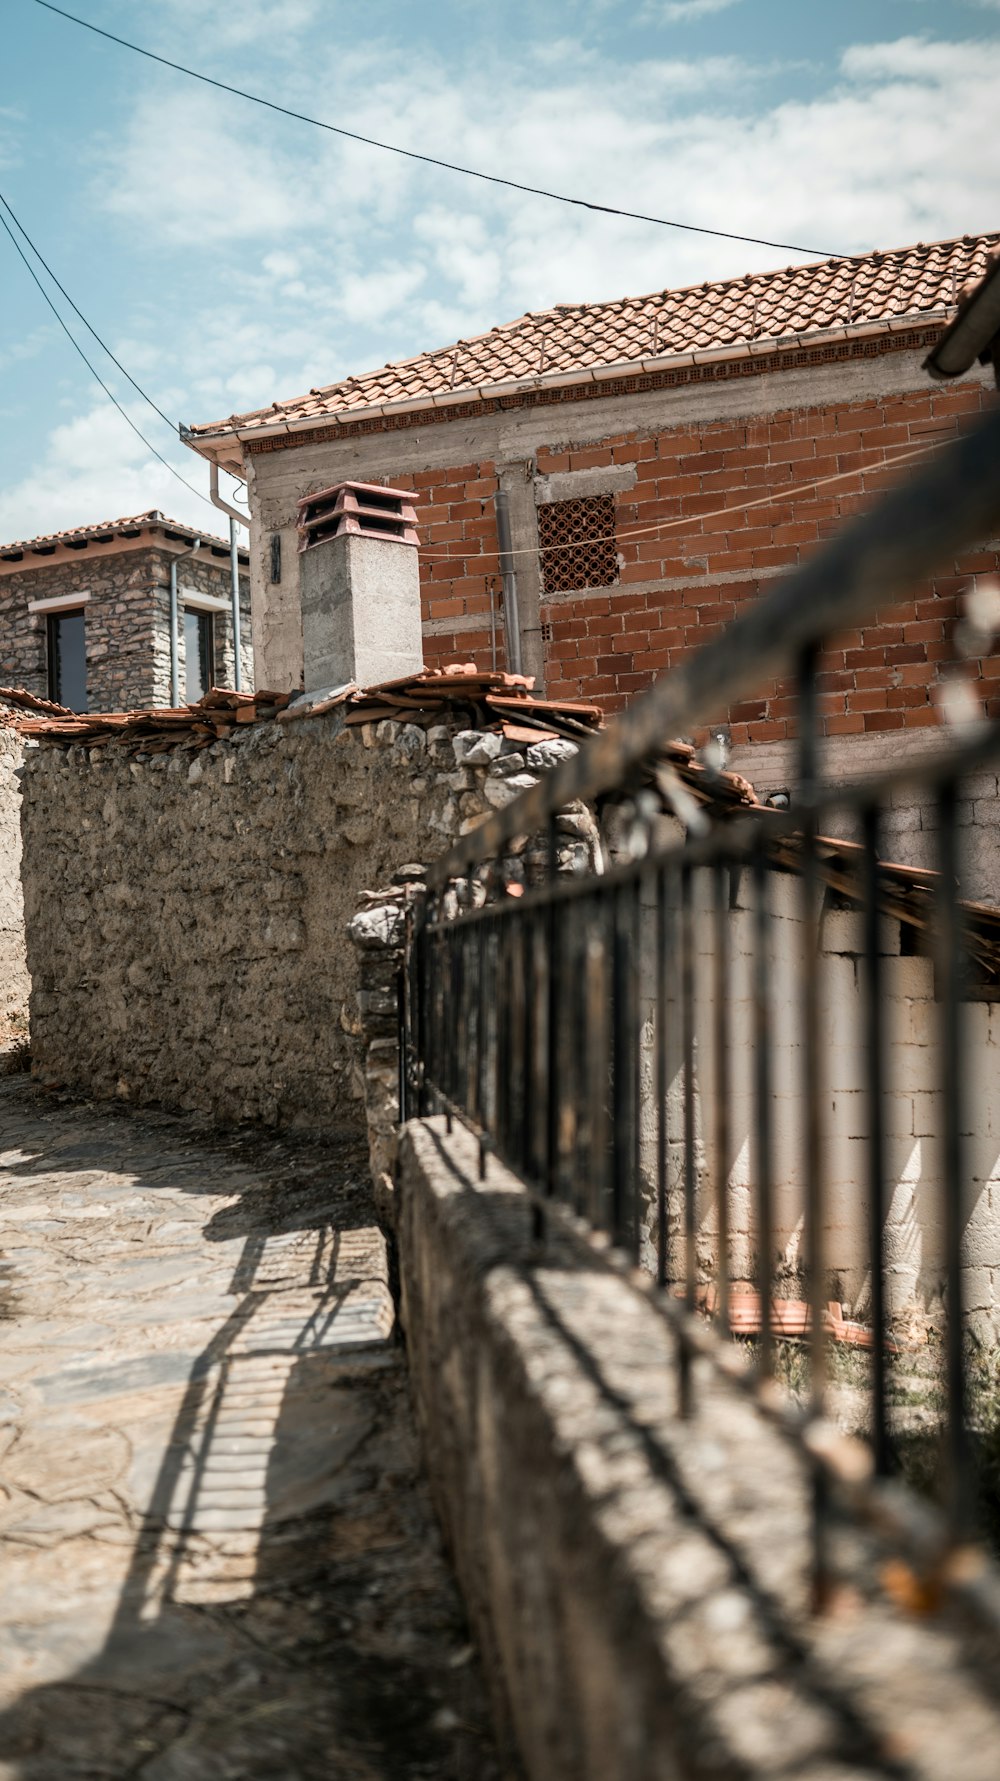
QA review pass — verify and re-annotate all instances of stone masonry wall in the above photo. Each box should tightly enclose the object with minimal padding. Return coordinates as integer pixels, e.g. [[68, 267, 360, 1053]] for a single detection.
[[0, 546, 251, 712], [0, 717, 28, 1043], [18, 713, 572, 1128]]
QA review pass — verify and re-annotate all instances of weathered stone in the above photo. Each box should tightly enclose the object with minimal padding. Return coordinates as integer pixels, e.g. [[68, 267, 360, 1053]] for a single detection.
[[394, 723, 426, 759], [0, 718, 28, 1043], [482, 773, 537, 809], [399, 1117, 1000, 1781], [0, 1081, 508, 1781], [526, 738, 578, 770], [348, 904, 405, 951], [452, 730, 502, 766]]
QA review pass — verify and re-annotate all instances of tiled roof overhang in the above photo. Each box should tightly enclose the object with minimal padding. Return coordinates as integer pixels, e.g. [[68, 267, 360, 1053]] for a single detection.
[[0, 510, 250, 568], [184, 233, 999, 472]]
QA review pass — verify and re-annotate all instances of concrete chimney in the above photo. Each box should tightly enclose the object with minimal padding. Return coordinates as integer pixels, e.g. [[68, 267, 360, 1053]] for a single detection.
[[296, 481, 424, 692]]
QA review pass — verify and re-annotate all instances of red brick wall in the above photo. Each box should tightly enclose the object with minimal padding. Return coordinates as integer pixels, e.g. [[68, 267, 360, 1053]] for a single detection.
[[403, 462, 506, 675], [395, 380, 997, 736]]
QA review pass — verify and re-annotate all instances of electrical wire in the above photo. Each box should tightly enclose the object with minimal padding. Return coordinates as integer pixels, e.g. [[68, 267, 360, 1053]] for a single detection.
[[32, 0, 840, 261], [0, 206, 215, 510], [0, 186, 178, 433], [419, 439, 939, 565]]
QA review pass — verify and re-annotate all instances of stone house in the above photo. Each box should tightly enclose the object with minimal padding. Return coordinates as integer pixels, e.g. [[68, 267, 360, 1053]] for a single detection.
[[0, 511, 253, 713]]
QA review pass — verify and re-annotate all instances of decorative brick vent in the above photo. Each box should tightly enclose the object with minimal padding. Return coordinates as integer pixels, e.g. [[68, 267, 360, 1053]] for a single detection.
[[537, 494, 618, 594], [297, 480, 419, 552]]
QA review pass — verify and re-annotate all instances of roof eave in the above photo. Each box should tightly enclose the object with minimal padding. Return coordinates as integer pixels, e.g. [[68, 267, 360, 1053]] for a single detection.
[[189, 311, 949, 458]]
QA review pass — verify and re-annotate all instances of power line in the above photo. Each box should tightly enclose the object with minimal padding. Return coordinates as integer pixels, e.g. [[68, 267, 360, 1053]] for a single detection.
[[419, 439, 938, 564], [0, 186, 177, 432], [0, 207, 215, 510], [32, 0, 840, 261]]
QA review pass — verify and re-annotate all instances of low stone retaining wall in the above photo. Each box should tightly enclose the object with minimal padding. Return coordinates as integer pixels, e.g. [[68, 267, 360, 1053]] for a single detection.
[[398, 1116, 1000, 1781], [17, 712, 580, 1127]]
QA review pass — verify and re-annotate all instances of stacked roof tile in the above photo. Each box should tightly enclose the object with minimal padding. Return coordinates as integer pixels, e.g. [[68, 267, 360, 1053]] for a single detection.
[[188, 232, 998, 444], [10, 665, 604, 751]]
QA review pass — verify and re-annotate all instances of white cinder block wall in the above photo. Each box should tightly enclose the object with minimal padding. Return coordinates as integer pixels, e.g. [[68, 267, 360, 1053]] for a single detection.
[[638, 866, 1000, 1340]]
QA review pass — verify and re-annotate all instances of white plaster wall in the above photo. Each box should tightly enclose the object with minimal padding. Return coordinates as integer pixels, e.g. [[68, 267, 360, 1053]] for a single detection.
[[638, 865, 1000, 1340]]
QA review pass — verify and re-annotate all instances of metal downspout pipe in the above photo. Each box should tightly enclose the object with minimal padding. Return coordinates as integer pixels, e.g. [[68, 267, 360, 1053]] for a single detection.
[[169, 539, 201, 707], [209, 462, 250, 694], [228, 518, 243, 692]]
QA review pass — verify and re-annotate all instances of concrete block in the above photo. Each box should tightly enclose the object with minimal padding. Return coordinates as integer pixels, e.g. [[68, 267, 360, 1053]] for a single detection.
[[300, 531, 423, 692], [821, 910, 863, 955], [882, 956, 934, 1001]]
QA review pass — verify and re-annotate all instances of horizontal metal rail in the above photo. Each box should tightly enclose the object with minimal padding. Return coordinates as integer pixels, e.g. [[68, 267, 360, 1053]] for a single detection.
[[427, 404, 1000, 888]]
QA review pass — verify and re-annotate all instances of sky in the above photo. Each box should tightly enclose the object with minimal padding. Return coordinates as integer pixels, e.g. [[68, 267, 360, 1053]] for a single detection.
[[1, 0, 998, 541]]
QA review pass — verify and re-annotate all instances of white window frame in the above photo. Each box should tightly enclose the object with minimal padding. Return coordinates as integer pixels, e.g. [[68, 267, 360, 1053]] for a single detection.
[[28, 590, 92, 615], [181, 588, 231, 615]]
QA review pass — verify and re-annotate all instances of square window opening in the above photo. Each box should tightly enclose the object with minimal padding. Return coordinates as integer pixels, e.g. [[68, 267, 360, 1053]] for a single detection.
[[537, 494, 618, 596]]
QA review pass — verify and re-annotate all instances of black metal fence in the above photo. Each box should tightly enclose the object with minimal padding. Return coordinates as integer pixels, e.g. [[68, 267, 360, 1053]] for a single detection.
[[401, 406, 1000, 1618]]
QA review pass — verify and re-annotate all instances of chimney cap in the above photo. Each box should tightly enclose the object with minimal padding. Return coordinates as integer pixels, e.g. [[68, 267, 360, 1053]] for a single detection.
[[297, 479, 419, 552]]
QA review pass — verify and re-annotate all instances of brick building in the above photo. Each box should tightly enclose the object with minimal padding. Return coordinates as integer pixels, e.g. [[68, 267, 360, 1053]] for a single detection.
[[185, 231, 998, 788], [0, 511, 252, 713]]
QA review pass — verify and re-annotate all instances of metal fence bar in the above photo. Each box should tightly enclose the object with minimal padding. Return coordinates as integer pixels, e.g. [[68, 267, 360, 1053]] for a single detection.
[[751, 841, 774, 1382], [937, 779, 972, 1542], [862, 804, 891, 1479], [713, 862, 732, 1339], [680, 863, 696, 1419]]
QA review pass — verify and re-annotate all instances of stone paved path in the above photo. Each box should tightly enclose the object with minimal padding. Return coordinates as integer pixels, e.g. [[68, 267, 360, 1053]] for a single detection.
[[0, 1078, 514, 1780]]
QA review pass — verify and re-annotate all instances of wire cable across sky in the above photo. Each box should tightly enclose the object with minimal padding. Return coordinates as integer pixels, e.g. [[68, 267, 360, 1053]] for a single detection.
[[0, 198, 215, 511], [32, 0, 841, 261], [0, 188, 177, 434]]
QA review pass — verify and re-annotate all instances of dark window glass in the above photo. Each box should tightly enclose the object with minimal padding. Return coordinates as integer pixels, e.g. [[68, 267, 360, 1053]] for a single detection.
[[184, 609, 215, 704], [47, 610, 88, 712]]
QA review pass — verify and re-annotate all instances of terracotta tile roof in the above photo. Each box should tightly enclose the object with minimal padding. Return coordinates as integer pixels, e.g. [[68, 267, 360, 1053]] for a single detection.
[[188, 232, 998, 446], [0, 510, 247, 564]]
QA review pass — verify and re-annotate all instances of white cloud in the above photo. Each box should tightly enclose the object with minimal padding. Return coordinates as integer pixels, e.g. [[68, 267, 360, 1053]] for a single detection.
[[262, 250, 300, 280], [155, 0, 322, 51], [100, 90, 304, 243], [650, 0, 742, 21], [0, 400, 228, 541]]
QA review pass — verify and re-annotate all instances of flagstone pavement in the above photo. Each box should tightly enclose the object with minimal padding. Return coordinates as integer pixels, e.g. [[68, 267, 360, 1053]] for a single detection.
[[0, 1075, 513, 1780]]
